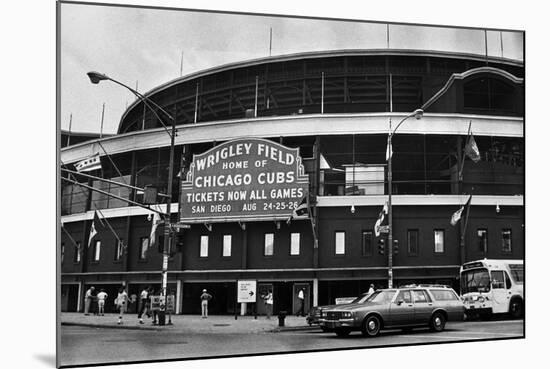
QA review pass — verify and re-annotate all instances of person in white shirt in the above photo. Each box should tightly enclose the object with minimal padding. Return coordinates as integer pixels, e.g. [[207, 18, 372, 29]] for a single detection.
[[368, 284, 375, 295], [200, 289, 213, 318], [115, 286, 128, 325], [84, 286, 95, 315], [96, 289, 108, 316], [138, 287, 151, 324], [297, 288, 305, 317], [264, 290, 273, 319]]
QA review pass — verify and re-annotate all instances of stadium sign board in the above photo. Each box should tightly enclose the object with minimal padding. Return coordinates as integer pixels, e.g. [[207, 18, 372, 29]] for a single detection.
[[179, 138, 309, 223]]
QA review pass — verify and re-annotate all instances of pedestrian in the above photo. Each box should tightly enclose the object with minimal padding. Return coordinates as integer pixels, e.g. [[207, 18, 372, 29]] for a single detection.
[[149, 288, 158, 325], [92, 288, 99, 315], [84, 286, 95, 315], [264, 290, 273, 319], [200, 289, 212, 318], [96, 289, 108, 316], [115, 286, 128, 325], [297, 288, 305, 317], [368, 283, 375, 295], [137, 286, 151, 324]]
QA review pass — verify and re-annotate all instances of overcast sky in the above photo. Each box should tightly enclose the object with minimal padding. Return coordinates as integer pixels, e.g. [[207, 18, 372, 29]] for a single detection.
[[60, 2, 523, 135]]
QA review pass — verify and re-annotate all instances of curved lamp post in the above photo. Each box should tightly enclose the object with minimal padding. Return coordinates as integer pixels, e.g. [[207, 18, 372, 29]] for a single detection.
[[87, 71, 176, 323], [387, 108, 423, 288]]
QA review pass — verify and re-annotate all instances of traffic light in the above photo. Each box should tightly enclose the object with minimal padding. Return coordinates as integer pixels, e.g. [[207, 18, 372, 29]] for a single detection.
[[378, 238, 385, 255], [393, 239, 399, 255]]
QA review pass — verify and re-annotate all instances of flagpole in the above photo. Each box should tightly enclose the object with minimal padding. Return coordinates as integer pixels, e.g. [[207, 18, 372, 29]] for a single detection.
[[459, 195, 473, 263]]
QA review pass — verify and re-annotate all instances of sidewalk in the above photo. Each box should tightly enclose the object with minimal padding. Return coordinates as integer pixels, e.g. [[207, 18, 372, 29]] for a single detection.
[[60, 312, 316, 333]]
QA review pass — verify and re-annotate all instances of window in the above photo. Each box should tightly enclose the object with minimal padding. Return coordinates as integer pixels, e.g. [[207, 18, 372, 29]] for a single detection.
[[502, 229, 512, 253], [477, 229, 488, 253], [434, 230, 444, 253], [407, 229, 419, 256], [61, 243, 65, 264], [74, 242, 81, 263], [412, 290, 431, 303], [222, 235, 232, 257], [361, 231, 373, 256], [200, 235, 209, 257], [139, 237, 148, 260], [396, 290, 412, 303], [290, 233, 301, 255], [491, 270, 506, 289], [92, 240, 101, 262], [429, 289, 459, 301], [114, 239, 124, 261], [264, 233, 274, 256], [335, 232, 345, 255], [505, 272, 512, 289]]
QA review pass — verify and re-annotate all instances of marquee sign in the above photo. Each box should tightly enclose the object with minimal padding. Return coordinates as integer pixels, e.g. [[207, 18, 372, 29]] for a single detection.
[[179, 138, 309, 223]]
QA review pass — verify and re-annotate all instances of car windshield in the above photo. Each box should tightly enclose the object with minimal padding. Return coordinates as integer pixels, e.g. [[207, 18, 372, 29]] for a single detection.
[[461, 268, 491, 294], [365, 290, 396, 304]]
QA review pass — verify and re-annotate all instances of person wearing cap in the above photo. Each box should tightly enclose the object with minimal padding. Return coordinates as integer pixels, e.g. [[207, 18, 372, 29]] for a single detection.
[[368, 283, 375, 295], [200, 289, 213, 318]]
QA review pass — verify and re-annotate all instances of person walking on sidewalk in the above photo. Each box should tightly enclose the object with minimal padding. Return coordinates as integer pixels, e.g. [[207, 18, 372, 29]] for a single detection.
[[137, 286, 151, 324], [297, 288, 305, 317], [115, 286, 128, 325], [96, 289, 108, 316], [200, 289, 212, 318], [84, 286, 95, 315], [264, 290, 273, 319]]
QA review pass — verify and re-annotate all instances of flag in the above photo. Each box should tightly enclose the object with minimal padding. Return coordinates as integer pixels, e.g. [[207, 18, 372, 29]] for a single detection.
[[385, 139, 392, 161], [450, 195, 472, 226], [464, 133, 481, 163], [75, 153, 102, 172], [88, 211, 104, 247], [149, 212, 162, 248], [287, 196, 309, 224], [374, 202, 389, 237]]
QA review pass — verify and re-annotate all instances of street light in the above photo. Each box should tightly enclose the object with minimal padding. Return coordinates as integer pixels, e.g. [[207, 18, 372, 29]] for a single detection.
[[87, 71, 177, 324], [386, 108, 423, 288]]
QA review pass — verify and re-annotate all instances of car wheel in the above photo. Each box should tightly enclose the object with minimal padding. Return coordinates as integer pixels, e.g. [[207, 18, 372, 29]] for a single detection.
[[429, 312, 446, 332], [361, 315, 381, 337], [509, 299, 523, 319], [335, 328, 350, 337]]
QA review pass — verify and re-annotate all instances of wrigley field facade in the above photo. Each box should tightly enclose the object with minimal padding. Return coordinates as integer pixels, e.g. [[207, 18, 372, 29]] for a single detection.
[[60, 48, 524, 316]]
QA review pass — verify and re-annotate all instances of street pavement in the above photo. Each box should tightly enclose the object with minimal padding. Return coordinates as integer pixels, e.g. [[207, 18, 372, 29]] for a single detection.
[[59, 313, 523, 367]]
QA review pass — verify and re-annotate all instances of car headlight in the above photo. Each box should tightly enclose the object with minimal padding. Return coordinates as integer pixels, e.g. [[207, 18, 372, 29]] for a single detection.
[[477, 296, 485, 303], [321, 311, 327, 318], [341, 312, 353, 318]]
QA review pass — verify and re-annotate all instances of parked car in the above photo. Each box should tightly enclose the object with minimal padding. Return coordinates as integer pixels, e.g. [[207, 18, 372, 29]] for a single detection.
[[306, 292, 371, 328], [319, 285, 464, 337]]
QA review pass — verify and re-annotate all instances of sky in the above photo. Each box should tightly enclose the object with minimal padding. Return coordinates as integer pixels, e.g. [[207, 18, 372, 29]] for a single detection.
[[60, 1, 523, 135]]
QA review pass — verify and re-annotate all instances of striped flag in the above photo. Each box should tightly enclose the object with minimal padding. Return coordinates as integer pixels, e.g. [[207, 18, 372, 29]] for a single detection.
[[287, 196, 309, 224], [149, 212, 162, 248], [75, 154, 102, 172], [374, 202, 389, 237], [451, 195, 473, 226]]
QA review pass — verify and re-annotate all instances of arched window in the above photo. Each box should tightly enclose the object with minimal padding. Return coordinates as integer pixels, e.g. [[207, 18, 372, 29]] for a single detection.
[[463, 75, 516, 113]]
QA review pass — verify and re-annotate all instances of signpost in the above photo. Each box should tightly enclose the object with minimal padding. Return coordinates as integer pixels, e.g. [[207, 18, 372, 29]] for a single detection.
[[179, 138, 309, 223]]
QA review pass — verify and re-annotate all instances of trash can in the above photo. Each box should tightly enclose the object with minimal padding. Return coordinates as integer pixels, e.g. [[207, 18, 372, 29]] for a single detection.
[[158, 310, 166, 326], [278, 311, 287, 327]]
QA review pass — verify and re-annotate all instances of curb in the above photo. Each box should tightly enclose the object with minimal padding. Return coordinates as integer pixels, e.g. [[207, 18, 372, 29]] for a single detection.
[[61, 322, 164, 331], [271, 325, 320, 333]]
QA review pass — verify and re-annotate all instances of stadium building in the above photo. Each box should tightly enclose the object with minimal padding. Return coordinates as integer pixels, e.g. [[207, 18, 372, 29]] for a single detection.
[[60, 48, 524, 316]]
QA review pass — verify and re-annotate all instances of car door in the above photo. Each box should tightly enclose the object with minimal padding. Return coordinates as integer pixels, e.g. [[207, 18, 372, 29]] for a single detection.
[[412, 290, 433, 324], [389, 290, 414, 326]]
